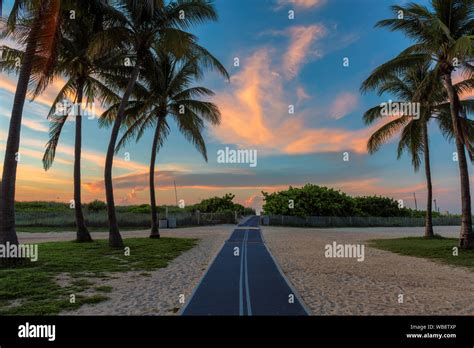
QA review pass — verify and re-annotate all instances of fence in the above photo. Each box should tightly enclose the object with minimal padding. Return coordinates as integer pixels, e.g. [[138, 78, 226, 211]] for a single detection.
[[164, 211, 239, 227], [264, 215, 461, 228], [16, 211, 241, 228]]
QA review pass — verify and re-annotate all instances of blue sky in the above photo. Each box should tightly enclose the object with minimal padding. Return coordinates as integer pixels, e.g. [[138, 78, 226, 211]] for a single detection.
[[0, 0, 471, 213]]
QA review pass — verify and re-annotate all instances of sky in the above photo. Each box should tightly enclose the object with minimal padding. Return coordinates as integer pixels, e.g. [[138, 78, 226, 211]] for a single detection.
[[0, 0, 473, 214]]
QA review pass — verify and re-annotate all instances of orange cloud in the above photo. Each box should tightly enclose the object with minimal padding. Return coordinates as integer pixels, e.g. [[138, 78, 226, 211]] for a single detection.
[[213, 48, 373, 155], [330, 92, 359, 120], [0, 75, 67, 110], [284, 25, 326, 78], [296, 86, 311, 102], [213, 49, 277, 147], [243, 193, 265, 214], [283, 125, 376, 154]]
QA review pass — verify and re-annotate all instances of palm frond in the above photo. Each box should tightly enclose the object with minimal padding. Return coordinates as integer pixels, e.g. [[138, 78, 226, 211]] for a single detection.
[[361, 54, 430, 93], [367, 116, 412, 154]]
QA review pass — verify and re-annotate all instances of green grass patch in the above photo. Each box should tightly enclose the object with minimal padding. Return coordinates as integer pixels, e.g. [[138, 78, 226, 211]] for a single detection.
[[0, 237, 197, 315], [370, 236, 474, 270], [94, 286, 113, 293]]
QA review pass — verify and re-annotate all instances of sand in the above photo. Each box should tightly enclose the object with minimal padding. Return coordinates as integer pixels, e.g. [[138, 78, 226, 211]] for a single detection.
[[19, 226, 230, 316], [18, 225, 474, 315], [262, 226, 474, 315]]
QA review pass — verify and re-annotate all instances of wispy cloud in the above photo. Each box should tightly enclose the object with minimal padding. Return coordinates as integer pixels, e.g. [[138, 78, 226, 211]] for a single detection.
[[329, 92, 359, 120], [276, 0, 326, 9], [296, 86, 311, 102], [283, 25, 326, 79], [283, 125, 374, 155], [0, 105, 49, 134], [16, 137, 150, 173], [0, 74, 107, 118]]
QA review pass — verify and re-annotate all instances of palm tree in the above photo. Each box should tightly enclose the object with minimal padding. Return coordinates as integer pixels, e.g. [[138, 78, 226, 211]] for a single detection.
[[36, 1, 121, 243], [0, 0, 62, 251], [102, 51, 226, 238], [363, 63, 454, 238], [362, 0, 474, 248], [92, 0, 227, 247]]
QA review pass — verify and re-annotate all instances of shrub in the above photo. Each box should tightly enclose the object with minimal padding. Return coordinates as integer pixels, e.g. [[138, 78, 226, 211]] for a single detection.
[[262, 184, 361, 217], [353, 196, 407, 217], [261, 185, 436, 218], [126, 204, 151, 214], [15, 201, 70, 212], [182, 194, 254, 215], [86, 200, 107, 213]]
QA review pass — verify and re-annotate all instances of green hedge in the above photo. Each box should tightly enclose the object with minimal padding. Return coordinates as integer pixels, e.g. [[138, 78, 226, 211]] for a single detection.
[[262, 184, 445, 218]]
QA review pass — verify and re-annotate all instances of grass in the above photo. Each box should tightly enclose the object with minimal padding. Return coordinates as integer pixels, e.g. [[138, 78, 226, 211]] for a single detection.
[[17, 226, 150, 233], [369, 235, 474, 271], [94, 286, 113, 293], [0, 237, 197, 315]]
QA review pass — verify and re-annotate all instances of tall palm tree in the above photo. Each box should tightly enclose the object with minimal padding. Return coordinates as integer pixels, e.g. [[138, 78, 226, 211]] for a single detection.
[[362, 0, 474, 248], [102, 51, 226, 238], [362, 63, 468, 238], [35, 1, 121, 243], [0, 0, 62, 251], [92, 0, 227, 247]]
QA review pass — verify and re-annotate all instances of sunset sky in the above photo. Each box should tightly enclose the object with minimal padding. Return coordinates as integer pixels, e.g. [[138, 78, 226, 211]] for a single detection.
[[1, 0, 473, 213]]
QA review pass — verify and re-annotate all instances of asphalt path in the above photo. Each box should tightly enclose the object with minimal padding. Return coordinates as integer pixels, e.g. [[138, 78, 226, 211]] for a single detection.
[[181, 216, 309, 316]]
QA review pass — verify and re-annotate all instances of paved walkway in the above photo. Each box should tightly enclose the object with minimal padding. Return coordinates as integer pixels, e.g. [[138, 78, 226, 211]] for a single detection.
[[181, 216, 309, 316]]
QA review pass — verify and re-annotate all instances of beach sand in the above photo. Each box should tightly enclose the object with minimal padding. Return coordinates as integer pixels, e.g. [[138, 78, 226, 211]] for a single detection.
[[18, 226, 230, 316], [19, 225, 474, 315], [262, 226, 474, 315]]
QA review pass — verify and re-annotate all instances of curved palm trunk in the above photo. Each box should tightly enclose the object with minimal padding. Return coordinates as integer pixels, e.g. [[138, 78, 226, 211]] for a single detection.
[[443, 74, 473, 249], [422, 122, 434, 238], [104, 64, 140, 248], [149, 118, 164, 239], [74, 81, 92, 242], [0, 13, 42, 250]]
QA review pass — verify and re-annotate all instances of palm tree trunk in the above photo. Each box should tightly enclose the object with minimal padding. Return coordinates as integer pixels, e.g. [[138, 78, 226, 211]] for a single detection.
[[104, 64, 140, 248], [443, 74, 474, 249], [422, 122, 434, 239], [0, 12, 42, 249], [149, 117, 164, 239], [74, 80, 92, 242]]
